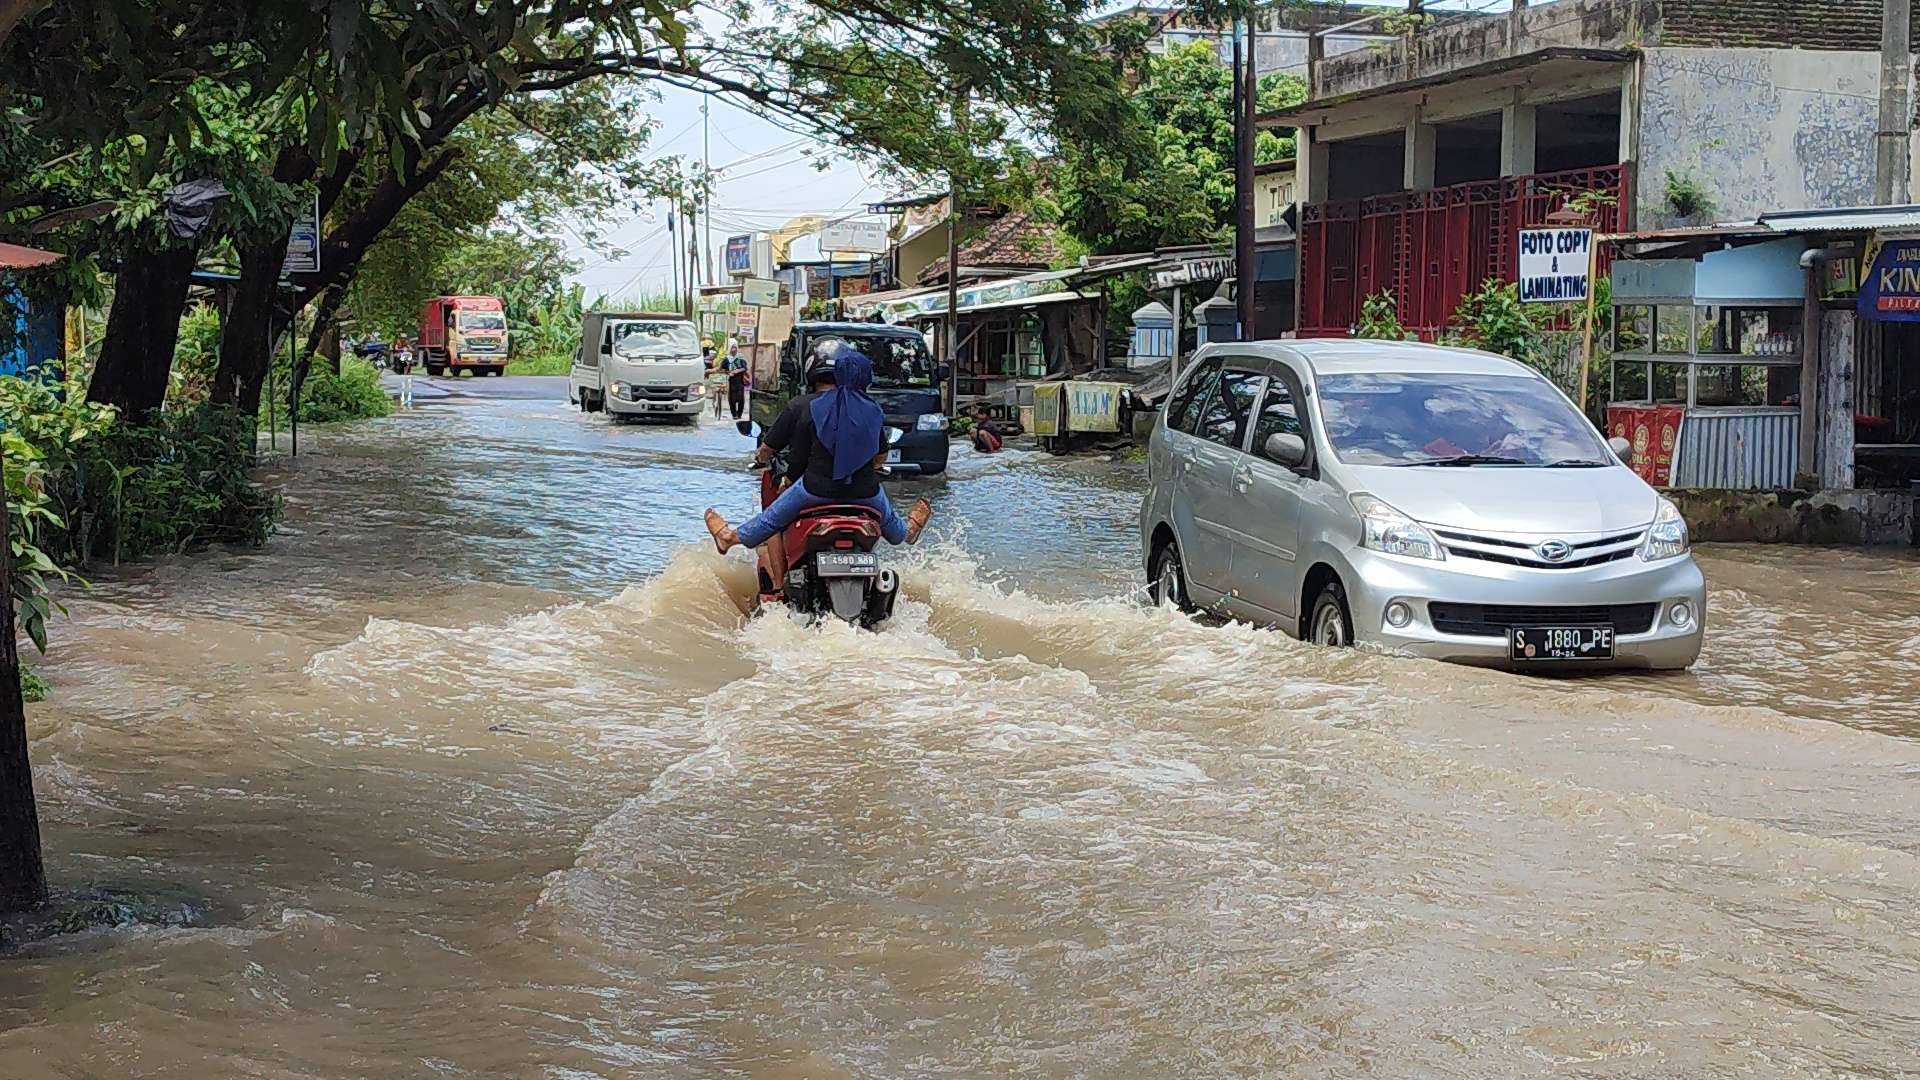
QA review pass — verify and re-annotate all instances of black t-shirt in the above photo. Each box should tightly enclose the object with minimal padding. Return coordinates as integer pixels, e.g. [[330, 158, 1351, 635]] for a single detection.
[[765, 390, 882, 500]]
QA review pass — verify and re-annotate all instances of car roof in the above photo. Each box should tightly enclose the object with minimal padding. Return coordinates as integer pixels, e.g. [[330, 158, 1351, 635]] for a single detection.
[[1219, 339, 1542, 379], [795, 321, 921, 337]]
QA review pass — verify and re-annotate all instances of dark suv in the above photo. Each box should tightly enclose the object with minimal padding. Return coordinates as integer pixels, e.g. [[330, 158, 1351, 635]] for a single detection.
[[756, 322, 951, 476]]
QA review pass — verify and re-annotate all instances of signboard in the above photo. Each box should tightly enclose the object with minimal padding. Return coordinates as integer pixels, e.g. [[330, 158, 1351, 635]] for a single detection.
[[735, 305, 758, 345], [1607, 404, 1685, 488], [1030, 382, 1063, 436], [1151, 255, 1234, 291], [724, 234, 752, 275], [1066, 382, 1124, 434], [757, 303, 794, 345], [1517, 228, 1593, 303], [1856, 234, 1920, 320], [819, 219, 889, 255], [742, 277, 780, 307], [283, 194, 320, 274]]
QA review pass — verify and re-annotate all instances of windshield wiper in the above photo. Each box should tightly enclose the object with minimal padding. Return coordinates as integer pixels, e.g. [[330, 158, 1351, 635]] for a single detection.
[[1544, 458, 1610, 468], [1404, 454, 1527, 467]]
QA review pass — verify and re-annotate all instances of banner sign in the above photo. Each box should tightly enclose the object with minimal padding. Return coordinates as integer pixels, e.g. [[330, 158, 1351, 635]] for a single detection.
[[819, 219, 889, 255], [1857, 234, 1920, 320], [734, 305, 758, 345], [742, 277, 780, 307], [1066, 382, 1124, 433], [283, 194, 320, 274], [724, 234, 752, 275], [1150, 255, 1233, 291], [1517, 228, 1593, 303], [1607, 404, 1685, 488], [1030, 383, 1062, 436]]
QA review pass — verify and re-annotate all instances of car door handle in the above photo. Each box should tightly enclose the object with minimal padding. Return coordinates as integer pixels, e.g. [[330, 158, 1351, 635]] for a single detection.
[[1174, 445, 1198, 468], [1231, 463, 1254, 492]]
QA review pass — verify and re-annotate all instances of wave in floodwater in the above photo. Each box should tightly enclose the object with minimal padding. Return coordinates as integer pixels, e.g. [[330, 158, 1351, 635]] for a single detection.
[[10, 537, 1920, 1077]]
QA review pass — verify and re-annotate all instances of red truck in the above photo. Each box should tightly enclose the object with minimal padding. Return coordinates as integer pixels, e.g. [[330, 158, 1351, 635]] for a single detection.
[[418, 295, 510, 376]]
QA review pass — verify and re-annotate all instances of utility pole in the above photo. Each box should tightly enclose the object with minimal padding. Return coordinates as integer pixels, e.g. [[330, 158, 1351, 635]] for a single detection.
[[1877, 0, 1912, 204], [668, 198, 680, 310], [703, 102, 715, 283], [945, 92, 967, 412], [1234, 15, 1258, 339]]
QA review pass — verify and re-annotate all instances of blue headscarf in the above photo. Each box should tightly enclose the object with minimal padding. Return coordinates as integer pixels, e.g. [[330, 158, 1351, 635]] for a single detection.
[[810, 344, 886, 483]]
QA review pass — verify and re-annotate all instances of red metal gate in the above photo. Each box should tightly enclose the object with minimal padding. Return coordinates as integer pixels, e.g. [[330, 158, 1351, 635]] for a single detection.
[[1297, 164, 1630, 338]]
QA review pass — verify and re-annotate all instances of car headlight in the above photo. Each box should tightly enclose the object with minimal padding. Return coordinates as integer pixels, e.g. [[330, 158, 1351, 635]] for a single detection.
[[688, 382, 706, 396], [916, 413, 948, 431], [1639, 497, 1689, 561], [1351, 493, 1445, 561]]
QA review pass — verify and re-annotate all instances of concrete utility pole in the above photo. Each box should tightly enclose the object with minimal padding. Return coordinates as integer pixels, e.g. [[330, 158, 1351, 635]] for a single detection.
[[1876, 0, 1911, 204], [1234, 17, 1257, 339]]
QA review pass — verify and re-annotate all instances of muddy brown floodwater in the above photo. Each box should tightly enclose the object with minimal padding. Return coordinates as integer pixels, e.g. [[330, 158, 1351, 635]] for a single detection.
[[4, 390, 1920, 1078]]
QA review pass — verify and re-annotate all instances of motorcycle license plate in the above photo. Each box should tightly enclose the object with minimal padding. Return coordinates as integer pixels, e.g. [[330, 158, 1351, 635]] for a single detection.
[[1510, 626, 1615, 661], [816, 552, 879, 577]]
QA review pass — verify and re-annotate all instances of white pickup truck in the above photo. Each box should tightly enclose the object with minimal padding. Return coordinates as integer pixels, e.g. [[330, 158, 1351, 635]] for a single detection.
[[569, 311, 706, 423]]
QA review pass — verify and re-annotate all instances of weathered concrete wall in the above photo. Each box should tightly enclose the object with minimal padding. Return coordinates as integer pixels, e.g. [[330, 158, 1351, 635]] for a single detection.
[[1636, 47, 1880, 227], [1660, 0, 1920, 51], [1673, 488, 1918, 545]]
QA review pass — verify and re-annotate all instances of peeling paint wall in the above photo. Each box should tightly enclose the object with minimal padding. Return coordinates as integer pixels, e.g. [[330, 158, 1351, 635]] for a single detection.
[[1636, 47, 1880, 227]]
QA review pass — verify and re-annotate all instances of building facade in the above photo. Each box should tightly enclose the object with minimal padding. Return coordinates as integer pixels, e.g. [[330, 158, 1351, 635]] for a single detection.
[[1264, 0, 1918, 337]]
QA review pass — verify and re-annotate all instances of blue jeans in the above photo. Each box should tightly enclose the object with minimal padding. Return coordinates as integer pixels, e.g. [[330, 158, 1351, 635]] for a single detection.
[[737, 479, 908, 547]]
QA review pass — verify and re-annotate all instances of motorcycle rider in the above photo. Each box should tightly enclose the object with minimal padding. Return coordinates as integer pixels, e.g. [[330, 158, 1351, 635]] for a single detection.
[[704, 343, 931, 553]]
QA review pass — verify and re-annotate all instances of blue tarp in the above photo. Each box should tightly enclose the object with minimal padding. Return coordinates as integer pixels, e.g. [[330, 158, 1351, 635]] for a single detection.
[[1, 279, 64, 378]]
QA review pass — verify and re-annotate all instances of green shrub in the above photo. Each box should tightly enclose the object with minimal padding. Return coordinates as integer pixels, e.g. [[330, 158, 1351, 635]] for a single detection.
[[505, 351, 572, 376], [1353, 291, 1411, 340], [1440, 279, 1551, 365], [67, 406, 282, 564], [169, 303, 222, 408], [19, 668, 47, 703], [296, 359, 393, 424]]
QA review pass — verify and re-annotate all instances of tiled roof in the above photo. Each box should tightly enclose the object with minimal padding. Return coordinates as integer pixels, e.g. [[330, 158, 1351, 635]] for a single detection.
[[917, 210, 1061, 285]]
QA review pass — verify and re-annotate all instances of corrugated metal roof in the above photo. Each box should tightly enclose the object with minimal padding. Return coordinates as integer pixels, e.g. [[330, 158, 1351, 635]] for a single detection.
[[1755, 205, 1920, 233], [0, 242, 62, 269]]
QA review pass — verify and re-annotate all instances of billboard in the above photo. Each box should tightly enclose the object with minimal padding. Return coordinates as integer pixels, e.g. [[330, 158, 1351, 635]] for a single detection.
[[742, 277, 780, 307], [1857, 234, 1920, 320], [820, 219, 889, 255], [724, 234, 752, 275]]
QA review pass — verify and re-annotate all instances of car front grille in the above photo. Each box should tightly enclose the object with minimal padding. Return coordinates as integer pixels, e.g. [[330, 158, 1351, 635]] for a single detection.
[[1434, 527, 1646, 570], [1427, 602, 1659, 638]]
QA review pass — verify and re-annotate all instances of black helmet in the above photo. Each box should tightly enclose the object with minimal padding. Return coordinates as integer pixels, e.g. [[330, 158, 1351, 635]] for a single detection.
[[804, 338, 845, 384]]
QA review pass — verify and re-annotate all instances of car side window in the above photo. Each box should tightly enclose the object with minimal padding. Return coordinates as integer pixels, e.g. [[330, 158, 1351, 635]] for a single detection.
[[1164, 357, 1223, 436], [1252, 380, 1300, 442], [1196, 369, 1264, 450]]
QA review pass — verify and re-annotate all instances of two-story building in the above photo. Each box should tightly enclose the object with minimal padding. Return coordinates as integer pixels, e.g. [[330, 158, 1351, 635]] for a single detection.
[[1263, 0, 1917, 337]]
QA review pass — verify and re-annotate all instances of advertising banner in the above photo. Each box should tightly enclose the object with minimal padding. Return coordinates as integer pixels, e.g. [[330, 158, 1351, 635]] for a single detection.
[[1030, 382, 1063, 436], [1065, 382, 1124, 433], [735, 305, 758, 345], [820, 219, 889, 254], [1607, 404, 1686, 488], [742, 277, 780, 307], [724, 234, 752, 275], [1517, 228, 1593, 303], [1856, 234, 1920, 320]]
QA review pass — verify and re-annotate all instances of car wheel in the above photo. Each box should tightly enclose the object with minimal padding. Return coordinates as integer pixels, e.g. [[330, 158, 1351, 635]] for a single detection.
[[1309, 581, 1354, 647], [1150, 542, 1193, 613]]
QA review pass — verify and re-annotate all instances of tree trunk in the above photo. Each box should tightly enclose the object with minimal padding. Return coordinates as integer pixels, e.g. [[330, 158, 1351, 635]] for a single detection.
[[88, 244, 199, 422], [0, 488, 47, 914], [211, 233, 292, 415]]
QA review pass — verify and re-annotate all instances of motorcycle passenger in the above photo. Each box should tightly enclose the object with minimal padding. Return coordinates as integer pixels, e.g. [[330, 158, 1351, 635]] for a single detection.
[[704, 345, 931, 553]]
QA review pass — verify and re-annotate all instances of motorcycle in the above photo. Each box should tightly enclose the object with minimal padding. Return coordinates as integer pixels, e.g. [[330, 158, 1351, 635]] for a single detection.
[[737, 421, 902, 629]]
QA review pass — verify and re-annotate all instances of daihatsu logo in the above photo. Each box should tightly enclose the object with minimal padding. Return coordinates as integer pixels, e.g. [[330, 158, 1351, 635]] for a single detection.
[[1535, 539, 1573, 562]]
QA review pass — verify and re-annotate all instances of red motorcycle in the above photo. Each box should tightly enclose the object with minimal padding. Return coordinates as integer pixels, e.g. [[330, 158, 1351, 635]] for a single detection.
[[750, 466, 900, 629]]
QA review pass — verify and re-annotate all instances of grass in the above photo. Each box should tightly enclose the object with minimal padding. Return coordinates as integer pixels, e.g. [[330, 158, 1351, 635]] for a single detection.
[[506, 351, 572, 376]]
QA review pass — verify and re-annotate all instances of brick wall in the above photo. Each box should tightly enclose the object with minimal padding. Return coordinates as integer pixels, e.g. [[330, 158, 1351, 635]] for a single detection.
[[1660, 0, 1919, 51]]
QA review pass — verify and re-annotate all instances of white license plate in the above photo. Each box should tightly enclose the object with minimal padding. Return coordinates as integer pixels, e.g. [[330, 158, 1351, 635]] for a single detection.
[[886, 449, 902, 463], [815, 552, 878, 577], [647, 403, 675, 411]]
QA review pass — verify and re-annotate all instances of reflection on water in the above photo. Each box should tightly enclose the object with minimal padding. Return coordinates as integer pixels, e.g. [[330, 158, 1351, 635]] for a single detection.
[[4, 396, 1920, 1077]]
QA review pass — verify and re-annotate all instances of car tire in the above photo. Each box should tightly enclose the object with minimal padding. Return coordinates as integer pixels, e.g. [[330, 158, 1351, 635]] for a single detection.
[[1309, 581, 1354, 647], [426, 365, 446, 377], [1149, 541, 1193, 614]]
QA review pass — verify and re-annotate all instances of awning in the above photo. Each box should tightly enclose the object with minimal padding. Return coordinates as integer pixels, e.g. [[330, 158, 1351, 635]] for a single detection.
[[0, 242, 62, 270], [896, 289, 1095, 321]]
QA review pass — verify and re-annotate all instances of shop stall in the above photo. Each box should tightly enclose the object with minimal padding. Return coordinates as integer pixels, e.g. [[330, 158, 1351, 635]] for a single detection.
[[1607, 236, 1806, 489]]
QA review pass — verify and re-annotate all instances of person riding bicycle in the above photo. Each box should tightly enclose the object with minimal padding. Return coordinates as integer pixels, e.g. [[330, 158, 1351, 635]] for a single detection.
[[704, 344, 931, 553]]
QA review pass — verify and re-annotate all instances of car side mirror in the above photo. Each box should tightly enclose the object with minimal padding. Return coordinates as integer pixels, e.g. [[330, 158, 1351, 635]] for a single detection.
[[1263, 432, 1308, 469], [936, 363, 952, 383], [1608, 435, 1633, 462], [599, 342, 611, 356], [780, 357, 799, 380]]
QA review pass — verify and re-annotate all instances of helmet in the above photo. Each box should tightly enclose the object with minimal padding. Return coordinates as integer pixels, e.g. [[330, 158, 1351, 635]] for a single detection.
[[804, 338, 846, 384]]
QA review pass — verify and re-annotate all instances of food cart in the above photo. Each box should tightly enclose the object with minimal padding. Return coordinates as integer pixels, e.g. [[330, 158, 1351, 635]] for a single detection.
[[1607, 236, 1806, 489]]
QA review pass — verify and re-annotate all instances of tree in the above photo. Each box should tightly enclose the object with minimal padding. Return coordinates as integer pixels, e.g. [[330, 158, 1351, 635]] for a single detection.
[[1057, 36, 1306, 255]]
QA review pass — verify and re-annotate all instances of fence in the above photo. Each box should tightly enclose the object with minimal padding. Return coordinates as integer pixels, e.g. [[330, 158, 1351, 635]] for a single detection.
[[1298, 163, 1630, 338]]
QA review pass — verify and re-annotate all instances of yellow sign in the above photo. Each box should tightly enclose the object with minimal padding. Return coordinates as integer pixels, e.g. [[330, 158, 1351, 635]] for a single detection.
[[1031, 383, 1062, 436], [1065, 382, 1124, 433]]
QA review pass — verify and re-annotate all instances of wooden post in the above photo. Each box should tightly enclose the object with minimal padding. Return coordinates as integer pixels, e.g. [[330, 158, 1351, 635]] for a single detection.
[[1816, 309, 1857, 489], [1577, 234, 1599, 411], [0, 467, 46, 914]]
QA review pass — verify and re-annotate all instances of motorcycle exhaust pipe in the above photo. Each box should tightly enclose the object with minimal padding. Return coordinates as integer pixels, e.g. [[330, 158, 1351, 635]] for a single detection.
[[877, 568, 898, 595]]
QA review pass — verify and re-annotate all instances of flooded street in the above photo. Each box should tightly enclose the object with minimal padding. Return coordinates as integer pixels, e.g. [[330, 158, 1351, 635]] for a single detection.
[[5, 380, 1920, 1077]]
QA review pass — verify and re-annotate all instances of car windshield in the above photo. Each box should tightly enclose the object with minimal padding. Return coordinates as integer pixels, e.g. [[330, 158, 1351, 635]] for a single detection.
[[1316, 371, 1609, 466], [813, 334, 936, 389], [457, 312, 506, 331], [611, 321, 700, 358]]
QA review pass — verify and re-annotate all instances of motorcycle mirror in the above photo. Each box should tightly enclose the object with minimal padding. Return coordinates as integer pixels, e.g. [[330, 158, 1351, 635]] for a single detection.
[[1607, 435, 1633, 462], [736, 419, 757, 438], [885, 426, 904, 445]]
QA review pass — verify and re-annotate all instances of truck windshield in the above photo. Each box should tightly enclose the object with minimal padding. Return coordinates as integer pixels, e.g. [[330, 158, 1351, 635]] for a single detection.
[[812, 334, 936, 390], [611, 321, 700, 358], [1316, 371, 1609, 466], [457, 312, 506, 331]]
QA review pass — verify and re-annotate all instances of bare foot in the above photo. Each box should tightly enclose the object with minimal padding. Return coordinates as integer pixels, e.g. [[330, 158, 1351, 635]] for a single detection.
[[903, 497, 933, 544], [703, 509, 738, 554]]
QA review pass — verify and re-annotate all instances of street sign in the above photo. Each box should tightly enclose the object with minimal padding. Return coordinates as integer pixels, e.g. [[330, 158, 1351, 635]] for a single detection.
[[283, 194, 320, 274], [724, 234, 752, 275], [742, 277, 780, 307], [1151, 255, 1233, 291], [735, 305, 758, 344], [819, 219, 889, 255], [1517, 228, 1593, 303]]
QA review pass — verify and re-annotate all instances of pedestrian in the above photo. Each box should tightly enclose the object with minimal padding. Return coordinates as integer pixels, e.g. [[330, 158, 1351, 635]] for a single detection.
[[705, 340, 727, 417], [393, 335, 416, 409], [725, 338, 748, 420]]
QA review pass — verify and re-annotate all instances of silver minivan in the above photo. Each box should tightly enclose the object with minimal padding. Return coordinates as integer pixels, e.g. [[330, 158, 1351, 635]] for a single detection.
[[1140, 340, 1705, 670]]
